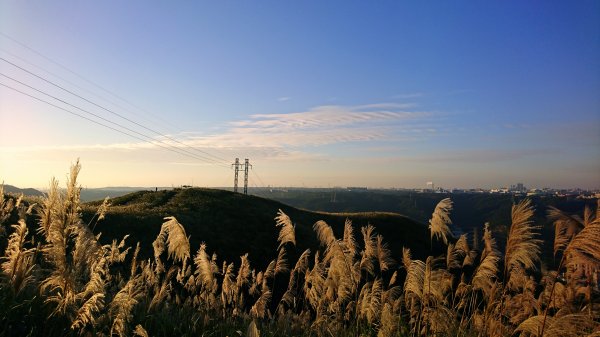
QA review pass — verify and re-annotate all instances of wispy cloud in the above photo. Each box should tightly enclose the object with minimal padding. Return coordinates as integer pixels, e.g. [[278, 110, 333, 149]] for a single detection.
[[402, 148, 560, 163], [1, 103, 435, 162], [202, 103, 432, 149], [231, 103, 425, 129], [392, 92, 424, 99], [277, 96, 291, 102]]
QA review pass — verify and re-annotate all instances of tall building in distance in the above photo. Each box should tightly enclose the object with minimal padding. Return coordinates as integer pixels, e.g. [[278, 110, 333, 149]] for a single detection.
[[509, 183, 527, 193]]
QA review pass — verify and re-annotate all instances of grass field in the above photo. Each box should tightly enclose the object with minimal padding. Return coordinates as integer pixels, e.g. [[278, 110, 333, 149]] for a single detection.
[[0, 163, 598, 336]]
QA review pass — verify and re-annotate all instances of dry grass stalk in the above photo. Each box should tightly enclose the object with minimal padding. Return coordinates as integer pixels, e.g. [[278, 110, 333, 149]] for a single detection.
[[429, 198, 454, 245], [504, 199, 541, 277], [247, 320, 261, 337], [1, 219, 35, 294], [133, 324, 149, 337], [110, 276, 143, 337], [275, 209, 296, 249]]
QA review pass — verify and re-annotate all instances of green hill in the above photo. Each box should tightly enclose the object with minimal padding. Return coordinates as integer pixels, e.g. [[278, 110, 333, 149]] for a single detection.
[[84, 188, 430, 269]]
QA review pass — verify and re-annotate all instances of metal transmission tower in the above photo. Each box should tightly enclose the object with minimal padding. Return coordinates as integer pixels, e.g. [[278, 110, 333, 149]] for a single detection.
[[231, 158, 241, 193], [243, 158, 252, 195]]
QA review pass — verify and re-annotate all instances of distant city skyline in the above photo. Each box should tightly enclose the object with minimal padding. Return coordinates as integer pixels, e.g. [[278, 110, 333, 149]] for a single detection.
[[1, 1, 599, 189]]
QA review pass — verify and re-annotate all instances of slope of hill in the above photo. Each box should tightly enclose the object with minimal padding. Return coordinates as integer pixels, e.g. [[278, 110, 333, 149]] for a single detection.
[[80, 186, 151, 202], [84, 188, 430, 269], [250, 188, 597, 262], [2, 184, 44, 197]]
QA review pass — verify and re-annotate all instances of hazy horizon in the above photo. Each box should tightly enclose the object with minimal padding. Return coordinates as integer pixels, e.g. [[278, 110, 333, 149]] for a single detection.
[[1, 2, 599, 189]]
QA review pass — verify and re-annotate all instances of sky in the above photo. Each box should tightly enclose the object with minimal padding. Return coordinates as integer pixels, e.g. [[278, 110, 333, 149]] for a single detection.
[[0, 1, 599, 189]]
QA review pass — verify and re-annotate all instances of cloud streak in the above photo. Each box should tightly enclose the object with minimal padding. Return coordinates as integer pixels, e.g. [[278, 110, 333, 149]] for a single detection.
[[1, 103, 435, 162], [218, 103, 431, 149]]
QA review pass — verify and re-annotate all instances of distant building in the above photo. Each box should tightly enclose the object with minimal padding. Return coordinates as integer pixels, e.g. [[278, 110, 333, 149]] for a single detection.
[[509, 183, 527, 193]]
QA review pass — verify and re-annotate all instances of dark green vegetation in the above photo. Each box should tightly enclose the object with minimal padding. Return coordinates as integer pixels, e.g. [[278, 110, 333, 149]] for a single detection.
[[252, 189, 596, 263], [83, 188, 430, 269], [251, 188, 592, 230]]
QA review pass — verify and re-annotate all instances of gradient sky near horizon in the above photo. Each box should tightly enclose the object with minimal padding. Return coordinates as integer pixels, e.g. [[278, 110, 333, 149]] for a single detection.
[[1, 1, 599, 189]]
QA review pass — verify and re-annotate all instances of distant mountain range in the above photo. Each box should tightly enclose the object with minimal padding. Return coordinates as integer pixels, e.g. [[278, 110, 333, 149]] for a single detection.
[[2, 184, 45, 197], [2, 184, 155, 202], [78, 186, 153, 202]]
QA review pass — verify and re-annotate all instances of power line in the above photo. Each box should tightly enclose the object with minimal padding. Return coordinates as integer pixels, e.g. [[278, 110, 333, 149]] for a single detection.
[[0, 46, 183, 135], [1, 32, 234, 166], [0, 31, 185, 133], [0, 72, 228, 167], [252, 168, 266, 188], [0, 81, 229, 166], [0, 32, 232, 163], [0, 56, 231, 165]]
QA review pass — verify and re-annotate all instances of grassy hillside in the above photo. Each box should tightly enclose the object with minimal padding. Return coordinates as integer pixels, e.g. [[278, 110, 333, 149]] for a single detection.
[[1, 167, 598, 337], [84, 188, 430, 269]]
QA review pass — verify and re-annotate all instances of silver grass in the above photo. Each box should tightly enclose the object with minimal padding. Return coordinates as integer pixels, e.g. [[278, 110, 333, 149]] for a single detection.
[[472, 223, 500, 297], [287, 249, 311, 293], [247, 320, 261, 337], [106, 235, 131, 265], [343, 219, 357, 258], [314, 220, 336, 248], [275, 209, 296, 249], [274, 247, 289, 275], [425, 305, 455, 335], [72, 222, 103, 276], [130, 242, 140, 277], [378, 303, 398, 337], [305, 252, 325, 310], [429, 198, 454, 245], [264, 260, 276, 280], [96, 196, 110, 222], [312, 219, 357, 305], [366, 278, 383, 324], [280, 288, 296, 307], [221, 261, 235, 307], [71, 292, 105, 331], [149, 273, 172, 311], [403, 251, 425, 301], [37, 178, 60, 236], [423, 256, 449, 304], [236, 253, 251, 290], [157, 216, 190, 263], [504, 199, 541, 275], [110, 276, 143, 337], [553, 219, 578, 258], [389, 271, 398, 287], [291, 249, 311, 276], [360, 225, 377, 275], [446, 243, 462, 270], [376, 234, 394, 272], [1, 219, 35, 294], [194, 243, 219, 289], [564, 217, 600, 273], [516, 313, 599, 337], [250, 287, 272, 319], [133, 324, 149, 337], [402, 247, 412, 270]]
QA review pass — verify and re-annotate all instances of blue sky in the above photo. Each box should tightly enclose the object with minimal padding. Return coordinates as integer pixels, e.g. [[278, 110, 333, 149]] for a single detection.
[[1, 1, 599, 189]]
